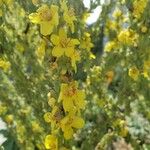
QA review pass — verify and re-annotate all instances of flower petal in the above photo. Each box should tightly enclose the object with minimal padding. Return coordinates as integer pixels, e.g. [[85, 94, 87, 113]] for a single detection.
[[72, 116, 85, 129], [63, 127, 74, 140], [44, 134, 58, 149], [63, 98, 74, 112], [52, 46, 64, 57], [75, 90, 86, 109], [40, 21, 53, 35], [51, 34, 60, 45], [29, 13, 40, 24], [71, 39, 80, 45], [59, 28, 67, 39], [65, 48, 74, 57]]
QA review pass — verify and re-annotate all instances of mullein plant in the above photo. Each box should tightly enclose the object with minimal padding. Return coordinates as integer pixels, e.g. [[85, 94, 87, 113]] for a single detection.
[[94, 0, 150, 148], [0, 0, 150, 149], [29, 0, 93, 149]]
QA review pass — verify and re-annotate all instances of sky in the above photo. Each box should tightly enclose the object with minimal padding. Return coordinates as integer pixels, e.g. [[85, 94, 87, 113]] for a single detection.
[[83, 0, 102, 24]]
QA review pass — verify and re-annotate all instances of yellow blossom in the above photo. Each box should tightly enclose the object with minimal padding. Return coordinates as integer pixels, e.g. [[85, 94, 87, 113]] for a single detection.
[[106, 20, 118, 31], [119, 120, 128, 137], [128, 66, 139, 80], [69, 50, 80, 72], [44, 106, 63, 129], [82, 12, 90, 23], [48, 98, 56, 107], [58, 81, 86, 112], [50, 28, 79, 58], [80, 32, 94, 51], [44, 134, 58, 150], [0, 58, 11, 72], [5, 114, 13, 124], [60, 0, 77, 33], [29, 5, 59, 35], [31, 121, 43, 133], [104, 40, 118, 52], [117, 29, 138, 45], [0, 105, 7, 115], [133, 0, 148, 19], [112, 8, 122, 18], [16, 122, 26, 139], [60, 112, 85, 139]]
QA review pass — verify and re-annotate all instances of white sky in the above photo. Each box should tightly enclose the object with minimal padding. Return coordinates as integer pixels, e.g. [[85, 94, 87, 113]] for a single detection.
[[83, 0, 102, 24], [0, 119, 7, 145]]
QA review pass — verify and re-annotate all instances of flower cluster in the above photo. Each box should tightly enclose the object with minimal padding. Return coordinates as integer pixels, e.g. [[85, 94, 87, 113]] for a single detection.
[[128, 60, 150, 81], [29, 4, 59, 36], [128, 66, 140, 81], [44, 81, 86, 149], [117, 29, 139, 46], [58, 82, 85, 139], [50, 28, 80, 71], [29, 0, 89, 72], [133, 0, 148, 19], [0, 58, 11, 72], [29, 1, 90, 149]]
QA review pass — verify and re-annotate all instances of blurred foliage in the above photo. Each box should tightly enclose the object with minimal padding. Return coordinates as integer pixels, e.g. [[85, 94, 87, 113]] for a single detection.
[[0, 0, 150, 150]]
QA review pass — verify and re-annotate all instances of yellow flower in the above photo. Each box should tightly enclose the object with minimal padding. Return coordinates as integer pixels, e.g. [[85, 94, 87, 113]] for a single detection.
[[44, 106, 63, 125], [0, 58, 11, 72], [29, 5, 59, 35], [60, 112, 85, 139], [69, 50, 80, 72], [106, 20, 118, 31], [112, 8, 122, 18], [117, 29, 138, 45], [48, 98, 56, 107], [5, 114, 13, 124], [82, 12, 90, 23], [104, 40, 118, 52], [119, 120, 128, 137], [58, 81, 86, 112], [60, 0, 77, 33], [31, 121, 43, 133], [128, 66, 139, 80], [50, 28, 80, 58], [44, 134, 58, 150], [80, 33, 94, 51], [0, 105, 7, 115], [133, 0, 148, 19]]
